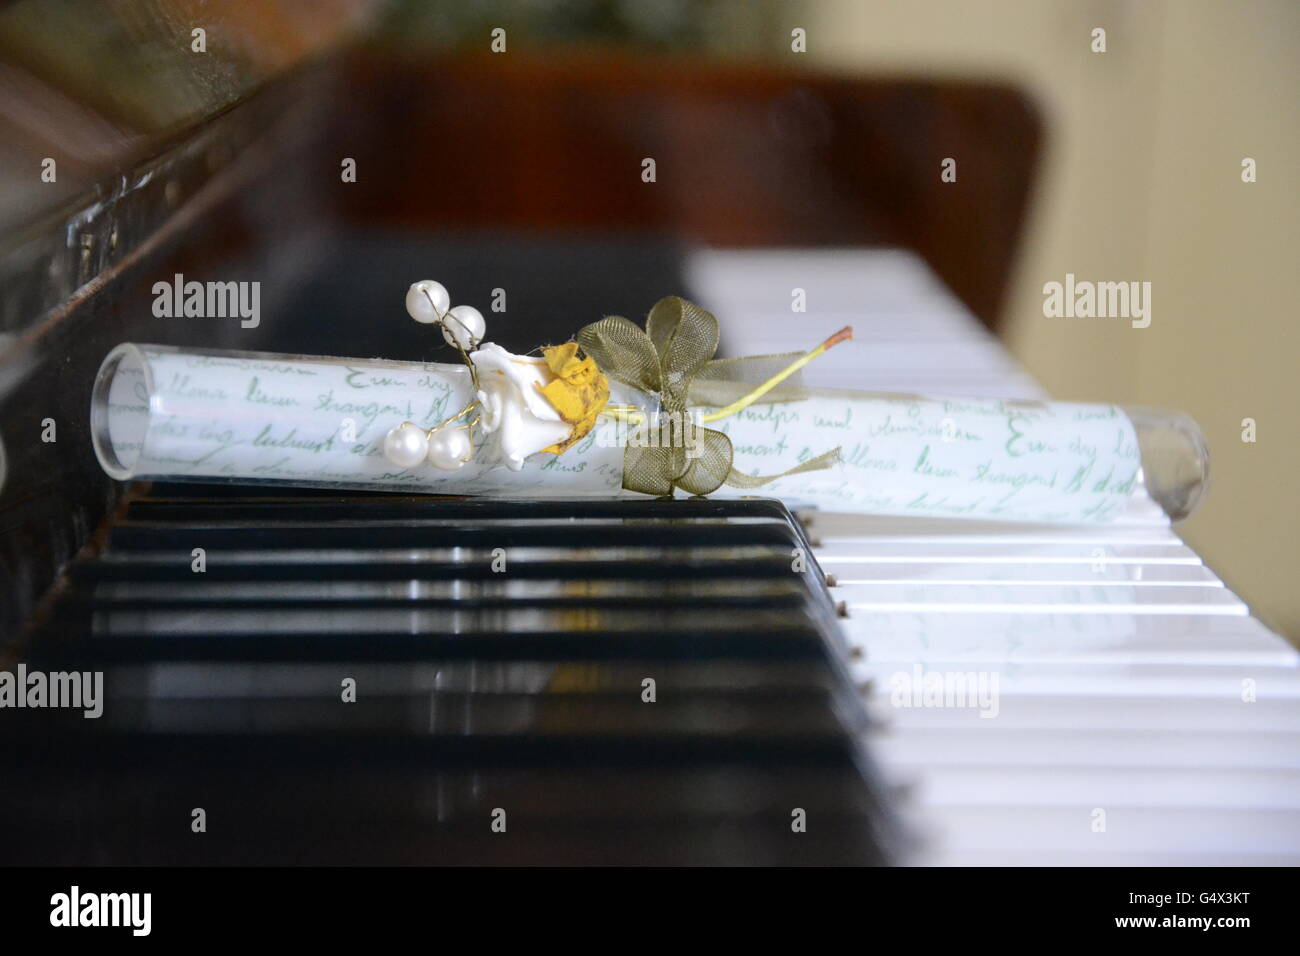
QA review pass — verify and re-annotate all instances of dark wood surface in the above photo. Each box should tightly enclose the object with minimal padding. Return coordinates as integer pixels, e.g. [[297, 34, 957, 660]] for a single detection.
[[334, 48, 1042, 329]]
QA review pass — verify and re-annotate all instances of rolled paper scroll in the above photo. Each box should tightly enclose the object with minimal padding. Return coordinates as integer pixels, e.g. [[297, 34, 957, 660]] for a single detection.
[[91, 343, 1208, 523], [701, 390, 1208, 524]]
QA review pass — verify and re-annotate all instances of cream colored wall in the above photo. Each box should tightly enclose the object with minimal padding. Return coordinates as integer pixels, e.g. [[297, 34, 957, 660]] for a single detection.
[[805, 0, 1300, 639]]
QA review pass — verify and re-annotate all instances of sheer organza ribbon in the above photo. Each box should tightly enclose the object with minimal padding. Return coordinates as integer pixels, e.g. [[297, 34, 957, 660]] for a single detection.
[[576, 296, 841, 496]]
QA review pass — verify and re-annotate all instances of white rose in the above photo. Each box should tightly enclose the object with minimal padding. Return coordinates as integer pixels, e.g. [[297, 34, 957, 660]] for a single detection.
[[470, 342, 572, 470]]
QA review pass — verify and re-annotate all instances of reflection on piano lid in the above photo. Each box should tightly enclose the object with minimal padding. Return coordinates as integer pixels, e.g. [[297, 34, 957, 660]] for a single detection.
[[6, 492, 905, 866]]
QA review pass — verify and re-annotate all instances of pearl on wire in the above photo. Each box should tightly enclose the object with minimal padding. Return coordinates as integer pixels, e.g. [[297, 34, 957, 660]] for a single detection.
[[405, 281, 451, 325], [442, 304, 486, 351], [427, 426, 473, 470], [391, 280, 489, 472], [381, 421, 430, 469]]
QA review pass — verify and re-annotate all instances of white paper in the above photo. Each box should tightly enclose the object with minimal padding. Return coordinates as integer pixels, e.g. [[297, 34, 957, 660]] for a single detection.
[[710, 391, 1142, 523]]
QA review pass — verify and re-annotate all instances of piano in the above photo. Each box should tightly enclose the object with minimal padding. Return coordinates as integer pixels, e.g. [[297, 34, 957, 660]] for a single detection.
[[2, 32, 1296, 867]]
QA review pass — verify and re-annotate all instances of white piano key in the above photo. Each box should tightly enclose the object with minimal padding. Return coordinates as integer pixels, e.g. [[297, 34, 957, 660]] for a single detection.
[[838, 582, 1245, 614], [871, 694, 1300, 732], [721, 340, 1017, 376], [871, 727, 1300, 770], [725, 318, 971, 343], [687, 247, 970, 306], [818, 528, 1184, 545], [916, 806, 1300, 856], [831, 564, 1220, 585], [852, 379, 1042, 400], [908, 766, 1300, 810], [690, 248, 1045, 390], [816, 540, 1200, 564], [854, 660, 1300, 698], [838, 614, 1294, 665], [805, 511, 1174, 539], [926, 849, 1300, 866]]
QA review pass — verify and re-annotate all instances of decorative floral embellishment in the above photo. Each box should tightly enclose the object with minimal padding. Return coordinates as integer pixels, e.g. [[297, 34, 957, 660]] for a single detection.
[[471, 343, 574, 471], [536, 342, 610, 454], [381, 280, 611, 474], [382, 281, 845, 494], [577, 296, 849, 496]]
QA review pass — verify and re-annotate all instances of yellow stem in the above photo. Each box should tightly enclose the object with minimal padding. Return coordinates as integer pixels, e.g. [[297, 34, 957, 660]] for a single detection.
[[701, 326, 852, 423], [599, 403, 646, 425]]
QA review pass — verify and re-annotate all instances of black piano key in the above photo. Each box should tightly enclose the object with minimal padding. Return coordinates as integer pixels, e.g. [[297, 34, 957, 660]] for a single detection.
[[103, 517, 807, 551], [127, 490, 809, 524], [7, 491, 903, 865], [67, 576, 810, 610]]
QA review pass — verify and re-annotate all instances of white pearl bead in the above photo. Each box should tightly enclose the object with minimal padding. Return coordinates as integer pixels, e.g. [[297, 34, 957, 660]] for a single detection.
[[405, 281, 450, 325], [382, 421, 429, 469], [427, 427, 472, 471], [442, 304, 486, 350]]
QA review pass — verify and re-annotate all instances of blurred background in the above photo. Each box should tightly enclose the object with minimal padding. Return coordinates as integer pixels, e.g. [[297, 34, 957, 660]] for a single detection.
[[811, 0, 1300, 643], [0, 0, 1296, 638]]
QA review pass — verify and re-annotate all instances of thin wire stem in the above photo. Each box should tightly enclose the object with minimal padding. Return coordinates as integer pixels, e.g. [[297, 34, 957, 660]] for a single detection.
[[700, 326, 852, 423], [429, 397, 481, 435], [422, 287, 481, 392], [599, 403, 647, 425]]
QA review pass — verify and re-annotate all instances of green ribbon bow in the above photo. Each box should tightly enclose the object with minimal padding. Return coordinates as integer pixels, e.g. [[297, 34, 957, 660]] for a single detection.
[[576, 296, 841, 497]]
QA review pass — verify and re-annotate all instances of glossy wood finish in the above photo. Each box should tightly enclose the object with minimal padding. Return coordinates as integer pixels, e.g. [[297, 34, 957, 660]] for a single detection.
[[336, 49, 1041, 329]]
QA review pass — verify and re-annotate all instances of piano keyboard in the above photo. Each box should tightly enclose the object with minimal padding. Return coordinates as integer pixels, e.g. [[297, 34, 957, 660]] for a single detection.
[[689, 247, 1300, 866], [9, 493, 902, 866]]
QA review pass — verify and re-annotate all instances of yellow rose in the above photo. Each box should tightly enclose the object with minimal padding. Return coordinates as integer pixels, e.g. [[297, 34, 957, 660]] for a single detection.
[[535, 342, 610, 454]]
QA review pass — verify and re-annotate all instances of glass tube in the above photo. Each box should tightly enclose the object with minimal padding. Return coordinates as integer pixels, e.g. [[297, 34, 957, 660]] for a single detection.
[[1123, 405, 1210, 521], [91, 343, 1210, 523]]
